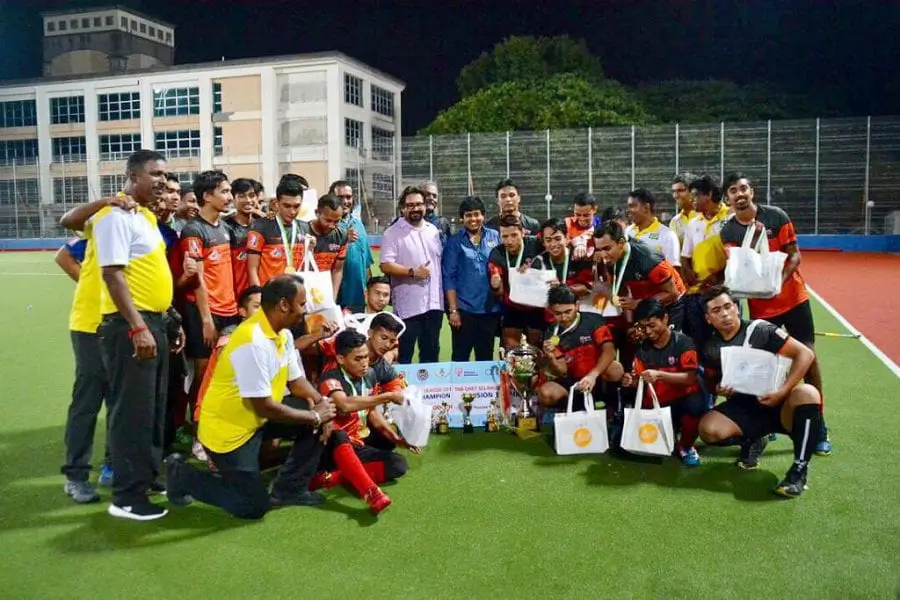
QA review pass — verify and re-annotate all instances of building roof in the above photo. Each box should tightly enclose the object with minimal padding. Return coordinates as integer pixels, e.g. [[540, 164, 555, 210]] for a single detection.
[[40, 5, 177, 29], [0, 51, 405, 90]]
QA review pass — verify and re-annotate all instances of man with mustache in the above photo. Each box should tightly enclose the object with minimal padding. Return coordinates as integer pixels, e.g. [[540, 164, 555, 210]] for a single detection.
[[421, 181, 453, 245], [486, 178, 542, 235], [718, 173, 831, 456]]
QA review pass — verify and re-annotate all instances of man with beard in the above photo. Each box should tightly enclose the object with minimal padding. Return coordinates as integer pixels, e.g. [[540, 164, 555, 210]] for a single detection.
[[165, 276, 338, 518], [698, 286, 822, 498], [247, 174, 311, 287], [421, 181, 453, 244], [485, 178, 542, 235], [718, 173, 831, 455], [330, 180, 373, 310], [443, 196, 501, 361], [94, 149, 185, 520], [307, 193, 349, 299], [380, 186, 444, 364], [487, 214, 546, 349], [669, 173, 696, 246], [225, 178, 264, 296]]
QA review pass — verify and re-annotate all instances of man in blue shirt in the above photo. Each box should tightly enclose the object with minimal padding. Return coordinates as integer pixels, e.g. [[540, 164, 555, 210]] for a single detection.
[[442, 196, 501, 361], [331, 180, 374, 309]]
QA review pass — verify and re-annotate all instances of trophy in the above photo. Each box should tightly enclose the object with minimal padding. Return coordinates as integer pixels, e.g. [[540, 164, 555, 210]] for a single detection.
[[461, 392, 476, 433], [434, 402, 451, 435], [485, 400, 500, 433], [504, 333, 541, 438]]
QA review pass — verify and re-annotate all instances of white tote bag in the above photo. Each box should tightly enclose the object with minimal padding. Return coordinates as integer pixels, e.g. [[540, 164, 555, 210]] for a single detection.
[[389, 386, 431, 447], [621, 379, 675, 457], [344, 311, 406, 338], [301, 239, 336, 312], [508, 266, 557, 308], [720, 320, 793, 397], [554, 387, 609, 455], [724, 224, 787, 299]]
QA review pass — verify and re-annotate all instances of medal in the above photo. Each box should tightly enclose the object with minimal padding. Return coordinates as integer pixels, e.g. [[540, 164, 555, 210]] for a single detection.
[[276, 214, 298, 273], [358, 425, 371, 438], [549, 336, 560, 346], [611, 295, 621, 308], [552, 314, 581, 345], [284, 266, 296, 274]]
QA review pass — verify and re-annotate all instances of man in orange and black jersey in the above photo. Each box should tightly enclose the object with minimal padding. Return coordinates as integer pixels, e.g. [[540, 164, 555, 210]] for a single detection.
[[225, 178, 266, 296], [246, 174, 311, 287], [535, 285, 623, 414], [487, 214, 546, 349], [622, 299, 708, 467], [537, 218, 594, 324], [306, 193, 349, 299], [718, 173, 830, 455], [565, 193, 600, 260]]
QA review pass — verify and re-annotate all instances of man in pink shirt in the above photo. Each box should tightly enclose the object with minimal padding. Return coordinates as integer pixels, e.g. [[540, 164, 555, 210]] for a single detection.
[[379, 186, 444, 363]]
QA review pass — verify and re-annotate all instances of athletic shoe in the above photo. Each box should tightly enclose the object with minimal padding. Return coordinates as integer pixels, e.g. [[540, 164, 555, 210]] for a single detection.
[[815, 423, 833, 456], [269, 491, 325, 508], [736, 437, 768, 470], [309, 471, 343, 491], [98, 464, 114, 487], [774, 463, 809, 498], [163, 454, 193, 507], [64, 479, 100, 504], [146, 481, 167, 496], [676, 445, 701, 467], [192, 440, 209, 462], [767, 433, 778, 442], [107, 500, 168, 521], [364, 487, 392, 515]]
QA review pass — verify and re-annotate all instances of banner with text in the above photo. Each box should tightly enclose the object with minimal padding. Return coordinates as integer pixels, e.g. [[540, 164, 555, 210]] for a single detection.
[[394, 361, 504, 428]]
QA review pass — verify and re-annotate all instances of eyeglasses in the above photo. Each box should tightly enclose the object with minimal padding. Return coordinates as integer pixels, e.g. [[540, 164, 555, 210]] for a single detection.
[[404, 202, 425, 209]]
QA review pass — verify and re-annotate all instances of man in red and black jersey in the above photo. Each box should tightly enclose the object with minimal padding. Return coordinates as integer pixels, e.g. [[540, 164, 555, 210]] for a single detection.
[[621, 298, 707, 466], [537, 218, 594, 323], [225, 178, 266, 296], [246, 174, 311, 287], [317, 330, 416, 515], [536, 285, 623, 413], [487, 214, 546, 349], [718, 173, 831, 455], [593, 220, 686, 330], [307, 193, 349, 298]]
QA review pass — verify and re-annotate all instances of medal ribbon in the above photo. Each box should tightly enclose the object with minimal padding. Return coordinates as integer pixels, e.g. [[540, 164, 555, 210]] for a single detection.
[[276, 215, 298, 271], [553, 313, 581, 339], [505, 242, 526, 270], [552, 248, 570, 283], [340, 367, 369, 429], [611, 242, 631, 299]]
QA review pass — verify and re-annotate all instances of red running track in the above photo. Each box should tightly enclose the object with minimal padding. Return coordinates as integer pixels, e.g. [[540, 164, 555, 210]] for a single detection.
[[801, 252, 900, 366]]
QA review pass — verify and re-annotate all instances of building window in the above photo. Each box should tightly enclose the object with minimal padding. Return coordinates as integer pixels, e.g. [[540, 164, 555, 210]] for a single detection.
[[139, 23, 146, 33], [212, 82, 223, 113], [371, 126, 394, 161], [214, 127, 223, 157], [0, 139, 39, 166], [47, 22, 56, 32], [157, 30, 164, 40], [371, 85, 395, 118], [171, 172, 199, 187], [53, 177, 90, 205], [0, 179, 39, 206], [99, 133, 142, 161], [100, 174, 128, 197], [80, 18, 89, 28], [105, 16, 113, 26], [93, 17, 101, 27], [344, 74, 363, 107], [59, 21, 67, 31], [372, 173, 394, 198], [344, 168, 359, 185], [149, 26, 155, 37], [153, 87, 200, 116], [344, 118, 363, 149], [50, 96, 85, 124], [165, 32, 172, 42], [130, 20, 137, 31], [0, 100, 38, 128], [120, 17, 127, 28], [155, 129, 201, 158], [71, 19, 78, 29], [52, 137, 88, 162], [99, 92, 141, 121]]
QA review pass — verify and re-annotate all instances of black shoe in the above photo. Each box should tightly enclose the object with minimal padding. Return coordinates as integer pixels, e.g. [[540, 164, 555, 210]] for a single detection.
[[269, 491, 325, 508], [774, 463, 809, 498], [164, 454, 193, 507], [146, 481, 167, 496], [736, 436, 768, 470], [107, 499, 168, 521]]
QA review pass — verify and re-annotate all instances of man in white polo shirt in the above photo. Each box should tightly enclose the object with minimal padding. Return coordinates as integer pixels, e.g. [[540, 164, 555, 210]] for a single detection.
[[625, 188, 681, 269]]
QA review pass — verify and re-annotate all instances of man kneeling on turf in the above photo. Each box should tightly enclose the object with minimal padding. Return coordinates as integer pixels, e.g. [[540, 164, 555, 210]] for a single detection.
[[698, 286, 822, 498], [317, 330, 412, 515], [165, 276, 337, 519], [621, 298, 708, 466], [536, 285, 623, 415]]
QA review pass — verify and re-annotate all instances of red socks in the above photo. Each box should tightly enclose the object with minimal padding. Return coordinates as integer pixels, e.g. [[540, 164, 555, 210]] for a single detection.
[[679, 415, 701, 449], [309, 462, 387, 492], [332, 442, 377, 496]]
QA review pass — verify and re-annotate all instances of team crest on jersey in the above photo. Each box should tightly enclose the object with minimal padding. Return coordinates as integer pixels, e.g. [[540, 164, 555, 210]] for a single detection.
[[668, 356, 676, 365], [648, 233, 659, 240], [271, 248, 284, 258], [329, 243, 341, 251], [487, 241, 497, 249], [237, 251, 247, 260], [580, 336, 591, 344], [322, 379, 343, 393], [209, 250, 221, 261]]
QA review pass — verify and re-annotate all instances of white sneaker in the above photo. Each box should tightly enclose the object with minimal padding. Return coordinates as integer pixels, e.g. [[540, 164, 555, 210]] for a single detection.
[[107, 500, 168, 521]]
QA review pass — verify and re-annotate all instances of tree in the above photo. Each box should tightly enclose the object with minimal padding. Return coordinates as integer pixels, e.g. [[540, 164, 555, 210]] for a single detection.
[[421, 74, 653, 135], [456, 36, 606, 99]]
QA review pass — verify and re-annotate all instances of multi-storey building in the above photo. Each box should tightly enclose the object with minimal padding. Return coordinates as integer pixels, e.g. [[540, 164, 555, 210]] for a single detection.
[[0, 6, 404, 237]]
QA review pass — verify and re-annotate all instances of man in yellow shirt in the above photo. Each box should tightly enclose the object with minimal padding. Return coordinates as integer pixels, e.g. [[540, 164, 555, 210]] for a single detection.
[[680, 174, 731, 348], [669, 173, 696, 246], [625, 189, 682, 268], [94, 149, 184, 521], [165, 276, 337, 519]]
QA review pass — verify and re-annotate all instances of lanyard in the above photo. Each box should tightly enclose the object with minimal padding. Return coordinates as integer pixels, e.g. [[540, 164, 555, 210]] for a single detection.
[[550, 248, 570, 282], [611, 242, 631, 298], [276, 215, 298, 270], [553, 313, 581, 339], [505, 243, 526, 270], [341, 367, 368, 425]]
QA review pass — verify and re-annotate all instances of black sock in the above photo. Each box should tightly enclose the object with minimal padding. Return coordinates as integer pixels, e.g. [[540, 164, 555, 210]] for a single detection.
[[791, 404, 822, 467]]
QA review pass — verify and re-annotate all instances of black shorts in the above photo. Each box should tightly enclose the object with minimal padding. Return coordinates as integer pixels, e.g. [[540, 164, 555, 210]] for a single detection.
[[184, 301, 240, 359], [501, 306, 546, 334], [765, 300, 815, 346], [713, 395, 788, 440]]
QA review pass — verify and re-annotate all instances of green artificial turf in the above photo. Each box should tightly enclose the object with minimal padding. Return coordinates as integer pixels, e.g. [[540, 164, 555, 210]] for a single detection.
[[0, 252, 897, 599]]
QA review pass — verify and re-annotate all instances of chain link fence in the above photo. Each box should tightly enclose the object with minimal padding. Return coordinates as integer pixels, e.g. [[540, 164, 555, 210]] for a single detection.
[[400, 116, 900, 236]]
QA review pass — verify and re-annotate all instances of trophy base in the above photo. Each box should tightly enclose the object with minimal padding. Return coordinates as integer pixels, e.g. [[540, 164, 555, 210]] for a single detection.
[[514, 416, 539, 439], [485, 421, 499, 433], [437, 422, 450, 435], [462, 422, 474, 433]]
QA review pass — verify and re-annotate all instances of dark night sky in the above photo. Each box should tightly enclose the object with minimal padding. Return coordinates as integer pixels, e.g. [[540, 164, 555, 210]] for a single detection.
[[0, 0, 897, 133]]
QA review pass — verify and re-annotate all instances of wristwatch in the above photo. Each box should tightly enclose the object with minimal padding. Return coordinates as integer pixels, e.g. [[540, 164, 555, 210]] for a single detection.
[[448, 309, 459, 315], [408, 267, 415, 277], [311, 411, 321, 428]]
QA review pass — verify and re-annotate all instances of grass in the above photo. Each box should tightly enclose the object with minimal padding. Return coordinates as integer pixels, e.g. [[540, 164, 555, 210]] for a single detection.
[[0, 251, 898, 599]]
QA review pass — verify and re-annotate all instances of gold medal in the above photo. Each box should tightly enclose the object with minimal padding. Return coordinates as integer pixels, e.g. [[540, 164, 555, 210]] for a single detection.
[[549, 335, 560, 346], [358, 426, 371, 438], [611, 295, 621, 308], [284, 265, 296, 274]]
